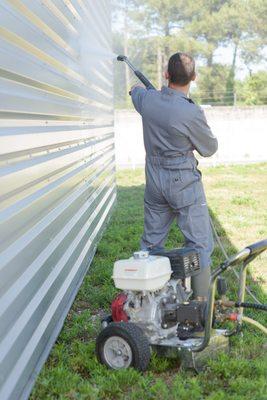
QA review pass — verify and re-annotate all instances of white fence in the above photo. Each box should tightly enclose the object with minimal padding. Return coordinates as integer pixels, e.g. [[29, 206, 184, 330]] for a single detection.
[[115, 106, 267, 168]]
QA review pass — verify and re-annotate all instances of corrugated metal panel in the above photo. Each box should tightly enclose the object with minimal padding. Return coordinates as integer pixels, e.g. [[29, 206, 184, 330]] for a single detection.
[[0, 1, 115, 399]]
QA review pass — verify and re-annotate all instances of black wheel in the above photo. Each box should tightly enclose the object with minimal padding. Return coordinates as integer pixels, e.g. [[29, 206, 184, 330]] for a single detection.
[[96, 322, 151, 371]]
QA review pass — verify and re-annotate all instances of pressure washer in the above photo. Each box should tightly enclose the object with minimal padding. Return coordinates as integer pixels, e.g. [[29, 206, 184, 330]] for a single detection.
[[95, 56, 267, 372]]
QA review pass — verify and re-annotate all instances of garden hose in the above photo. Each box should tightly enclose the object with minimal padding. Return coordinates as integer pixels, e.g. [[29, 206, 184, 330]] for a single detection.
[[241, 316, 267, 335]]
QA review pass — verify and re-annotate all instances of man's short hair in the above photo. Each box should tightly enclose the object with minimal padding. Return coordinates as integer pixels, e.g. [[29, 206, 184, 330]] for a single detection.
[[168, 53, 195, 85]]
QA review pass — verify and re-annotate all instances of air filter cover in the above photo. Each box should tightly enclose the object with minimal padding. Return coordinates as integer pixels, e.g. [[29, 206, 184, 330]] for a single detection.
[[151, 247, 200, 279]]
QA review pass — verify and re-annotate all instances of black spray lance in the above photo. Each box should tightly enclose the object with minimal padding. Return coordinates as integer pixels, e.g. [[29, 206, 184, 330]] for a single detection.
[[117, 55, 156, 91]]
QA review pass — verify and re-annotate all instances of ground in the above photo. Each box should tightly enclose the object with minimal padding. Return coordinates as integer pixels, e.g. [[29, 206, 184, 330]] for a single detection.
[[31, 163, 267, 400]]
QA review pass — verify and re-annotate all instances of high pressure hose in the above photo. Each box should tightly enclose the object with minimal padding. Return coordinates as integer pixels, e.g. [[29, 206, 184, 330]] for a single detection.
[[234, 302, 267, 311]]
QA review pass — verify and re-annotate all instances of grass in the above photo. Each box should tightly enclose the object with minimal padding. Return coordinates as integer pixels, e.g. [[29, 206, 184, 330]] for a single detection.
[[31, 163, 267, 400]]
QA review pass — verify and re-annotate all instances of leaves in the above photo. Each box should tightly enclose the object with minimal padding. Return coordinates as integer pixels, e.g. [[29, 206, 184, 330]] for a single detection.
[[113, 0, 266, 107]]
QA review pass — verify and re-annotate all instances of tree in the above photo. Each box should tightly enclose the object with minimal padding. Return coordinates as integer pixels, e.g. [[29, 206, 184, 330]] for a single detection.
[[218, 0, 266, 101], [218, 0, 248, 103], [239, 0, 267, 75], [237, 71, 267, 105], [182, 0, 266, 105], [112, 0, 137, 103], [129, 0, 193, 87], [192, 64, 233, 105], [185, 0, 231, 65], [112, 0, 267, 107], [183, 0, 232, 101]]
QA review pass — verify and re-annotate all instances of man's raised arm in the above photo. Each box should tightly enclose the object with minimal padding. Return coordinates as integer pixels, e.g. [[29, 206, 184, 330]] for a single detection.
[[187, 107, 218, 157], [131, 84, 147, 115]]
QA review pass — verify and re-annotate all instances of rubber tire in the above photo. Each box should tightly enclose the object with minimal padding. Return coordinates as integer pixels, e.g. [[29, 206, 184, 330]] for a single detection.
[[96, 322, 151, 371]]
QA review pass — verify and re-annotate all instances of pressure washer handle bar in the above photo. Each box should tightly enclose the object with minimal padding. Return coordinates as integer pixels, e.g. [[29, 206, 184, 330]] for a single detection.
[[216, 238, 267, 274], [216, 248, 251, 273]]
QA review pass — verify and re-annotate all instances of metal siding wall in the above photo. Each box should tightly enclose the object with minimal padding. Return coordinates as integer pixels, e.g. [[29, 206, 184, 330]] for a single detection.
[[0, 1, 115, 399]]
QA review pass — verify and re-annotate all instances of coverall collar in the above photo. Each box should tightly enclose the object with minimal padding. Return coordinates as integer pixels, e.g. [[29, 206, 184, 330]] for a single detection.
[[161, 85, 188, 99]]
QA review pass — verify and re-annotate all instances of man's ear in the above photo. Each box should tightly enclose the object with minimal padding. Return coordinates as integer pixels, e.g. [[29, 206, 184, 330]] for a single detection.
[[164, 70, 169, 80], [191, 73, 196, 82]]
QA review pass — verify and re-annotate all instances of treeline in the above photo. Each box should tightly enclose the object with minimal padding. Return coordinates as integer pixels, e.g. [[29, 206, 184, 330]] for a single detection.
[[113, 0, 267, 107]]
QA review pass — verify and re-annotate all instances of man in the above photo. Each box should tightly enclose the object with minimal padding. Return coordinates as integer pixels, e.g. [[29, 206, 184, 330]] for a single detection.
[[131, 52, 218, 299]]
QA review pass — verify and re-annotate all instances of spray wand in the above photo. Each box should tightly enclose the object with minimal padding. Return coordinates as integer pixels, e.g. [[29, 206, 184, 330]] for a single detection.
[[117, 55, 156, 91]]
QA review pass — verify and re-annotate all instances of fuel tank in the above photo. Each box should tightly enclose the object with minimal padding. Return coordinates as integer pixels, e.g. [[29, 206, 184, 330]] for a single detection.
[[113, 251, 171, 291]]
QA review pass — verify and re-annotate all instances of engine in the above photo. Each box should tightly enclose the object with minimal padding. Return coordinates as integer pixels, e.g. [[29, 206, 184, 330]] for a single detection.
[[111, 250, 206, 342]]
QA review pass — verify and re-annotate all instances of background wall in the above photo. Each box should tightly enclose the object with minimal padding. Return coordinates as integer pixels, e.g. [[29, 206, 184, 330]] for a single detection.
[[115, 106, 267, 168], [0, 2, 115, 400]]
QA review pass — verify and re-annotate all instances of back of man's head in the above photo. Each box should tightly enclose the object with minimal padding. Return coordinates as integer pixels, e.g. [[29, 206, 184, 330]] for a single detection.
[[168, 53, 195, 86]]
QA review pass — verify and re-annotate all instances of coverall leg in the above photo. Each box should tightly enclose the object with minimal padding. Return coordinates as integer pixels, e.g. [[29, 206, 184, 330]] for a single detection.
[[176, 182, 213, 297], [141, 161, 175, 251], [141, 155, 214, 298]]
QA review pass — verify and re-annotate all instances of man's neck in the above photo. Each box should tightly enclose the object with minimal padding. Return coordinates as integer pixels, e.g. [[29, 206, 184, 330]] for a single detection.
[[168, 82, 190, 96]]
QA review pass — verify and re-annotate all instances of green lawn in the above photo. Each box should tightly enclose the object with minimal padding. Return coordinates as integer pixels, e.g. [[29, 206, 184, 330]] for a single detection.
[[31, 163, 267, 400]]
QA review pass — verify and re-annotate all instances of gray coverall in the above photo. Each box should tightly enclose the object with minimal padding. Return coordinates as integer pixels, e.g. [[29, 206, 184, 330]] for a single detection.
[[131, 85, 218, 297]]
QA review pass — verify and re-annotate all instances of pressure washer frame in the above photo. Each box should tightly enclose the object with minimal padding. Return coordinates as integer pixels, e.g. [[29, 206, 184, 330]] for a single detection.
[[193, 239, 267, 353]]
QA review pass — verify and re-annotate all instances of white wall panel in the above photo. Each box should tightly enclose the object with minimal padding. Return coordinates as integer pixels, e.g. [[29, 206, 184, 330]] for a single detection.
[[0, 1, 115, 399]]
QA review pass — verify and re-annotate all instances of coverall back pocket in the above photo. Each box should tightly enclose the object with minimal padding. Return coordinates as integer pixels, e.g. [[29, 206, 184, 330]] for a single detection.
[[161, 163, 199, 210], [170, 184, 196, 210]]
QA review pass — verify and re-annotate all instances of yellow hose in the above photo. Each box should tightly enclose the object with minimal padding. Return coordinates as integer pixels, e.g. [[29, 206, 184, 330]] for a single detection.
[[242, 316, 267, 335]]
